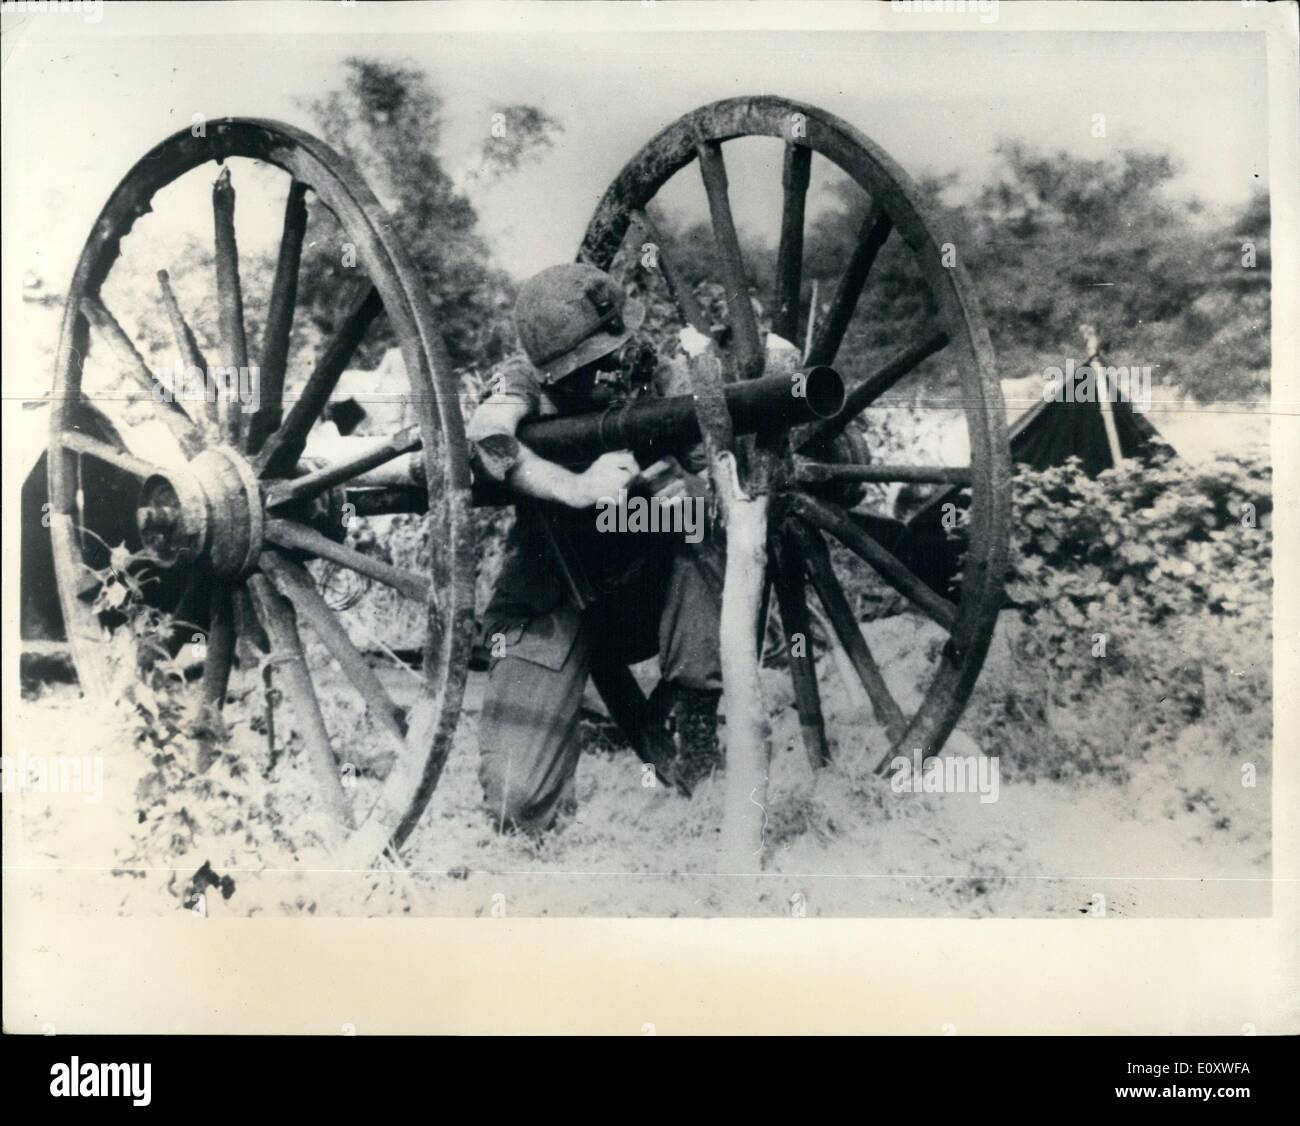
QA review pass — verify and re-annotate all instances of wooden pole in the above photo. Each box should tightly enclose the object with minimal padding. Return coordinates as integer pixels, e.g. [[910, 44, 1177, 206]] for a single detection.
[[683, 337, 773, 872], [713, 452, 772, 867]]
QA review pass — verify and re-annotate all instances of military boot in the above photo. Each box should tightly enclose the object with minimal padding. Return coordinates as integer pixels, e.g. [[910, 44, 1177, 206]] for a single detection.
[[673, 686, 723, 791]]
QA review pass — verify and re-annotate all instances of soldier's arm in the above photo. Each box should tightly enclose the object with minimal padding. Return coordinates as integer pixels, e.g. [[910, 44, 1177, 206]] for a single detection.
[[467, 392, 637, 509]]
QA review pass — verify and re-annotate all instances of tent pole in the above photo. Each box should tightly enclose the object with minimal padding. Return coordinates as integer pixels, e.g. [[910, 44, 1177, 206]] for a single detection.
[[1082, 324, 1123, 467]]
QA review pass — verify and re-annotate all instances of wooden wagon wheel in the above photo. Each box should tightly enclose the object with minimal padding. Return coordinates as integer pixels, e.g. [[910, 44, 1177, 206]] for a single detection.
[[580, 96, 1011, 772], [48, 119, 475, 860]]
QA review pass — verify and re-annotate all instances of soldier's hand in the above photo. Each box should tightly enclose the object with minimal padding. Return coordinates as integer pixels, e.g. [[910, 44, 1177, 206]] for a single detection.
[[637, 457, 712, 531], [573, 450, 640, 508], [638, 457, 709, 502]]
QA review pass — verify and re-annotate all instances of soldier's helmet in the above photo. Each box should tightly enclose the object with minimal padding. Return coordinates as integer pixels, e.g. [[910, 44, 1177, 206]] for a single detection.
[[514, 263, 645, 384]]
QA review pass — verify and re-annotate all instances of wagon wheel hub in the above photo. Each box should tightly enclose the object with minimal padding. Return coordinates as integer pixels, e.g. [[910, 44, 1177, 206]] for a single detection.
[[136, 446, 263, 577]]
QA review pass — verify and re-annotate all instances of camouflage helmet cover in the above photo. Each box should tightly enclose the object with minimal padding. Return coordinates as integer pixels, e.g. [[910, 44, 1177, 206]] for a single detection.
[[514, 263, 646, 383]]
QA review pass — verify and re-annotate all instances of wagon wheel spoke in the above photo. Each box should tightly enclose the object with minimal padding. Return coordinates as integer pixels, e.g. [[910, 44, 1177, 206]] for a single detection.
[[786, 518, 907, 742], [260, 549, 408, 747], [246, 573, 354, 830], [264, 518, 431, 604], [807, 202, 893, 368], [162, 575, 203, 657], [264, 426, 422, 509], [79, 294, 204, 453], [200, 583, 237, 707], [249, 179, 310, 454], [254, 283, 384, 478], [695, 139, 764, 379], [834, 327, 951, 422], [773, 142, 812, 345], [56, 431, 162, 479], [801, 328, 951, 451], [212, 167, 251, 449], [156, 269, 218, 439], [630, 208, 712, 338], [233, 584, 269, 654], [790, 490, 959, 634], [771, 529, 830, 768], [793, 459, 972, 487]]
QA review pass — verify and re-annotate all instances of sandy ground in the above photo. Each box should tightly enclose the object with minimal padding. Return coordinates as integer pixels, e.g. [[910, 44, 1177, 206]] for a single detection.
[[6, 608, 1270, 919]]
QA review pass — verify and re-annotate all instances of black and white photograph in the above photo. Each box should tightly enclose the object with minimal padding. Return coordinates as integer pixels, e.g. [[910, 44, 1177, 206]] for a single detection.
[[2, 0, 1296, 1046]]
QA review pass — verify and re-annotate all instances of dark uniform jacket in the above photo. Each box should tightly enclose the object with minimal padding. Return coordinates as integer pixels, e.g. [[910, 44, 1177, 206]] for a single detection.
[[466, 350, 702, 670]]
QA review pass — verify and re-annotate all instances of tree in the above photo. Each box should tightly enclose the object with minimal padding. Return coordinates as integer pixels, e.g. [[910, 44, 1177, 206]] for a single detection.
[[652, 142, 1274, 404], [300, 58, 558, 373], [1174, 188, 1270, 404], [960, 143, 1269, 402], [471, 103, 563, 183]]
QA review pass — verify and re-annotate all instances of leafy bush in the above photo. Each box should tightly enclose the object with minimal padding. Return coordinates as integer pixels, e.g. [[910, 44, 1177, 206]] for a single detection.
[[87, 570, 315, 886], [969, 451, 1272, 782]]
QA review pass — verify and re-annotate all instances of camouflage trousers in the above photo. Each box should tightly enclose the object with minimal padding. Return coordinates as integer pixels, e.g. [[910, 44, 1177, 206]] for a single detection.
[[477, 537, 723, 833]]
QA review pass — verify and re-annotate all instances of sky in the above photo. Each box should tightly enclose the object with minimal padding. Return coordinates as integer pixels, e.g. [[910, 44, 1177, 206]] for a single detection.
[[2, 10, 1271, 296]]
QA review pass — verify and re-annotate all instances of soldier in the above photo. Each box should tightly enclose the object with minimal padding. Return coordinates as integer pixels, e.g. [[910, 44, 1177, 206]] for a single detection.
[[467, 263, 725, 833]]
